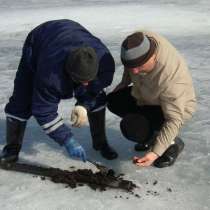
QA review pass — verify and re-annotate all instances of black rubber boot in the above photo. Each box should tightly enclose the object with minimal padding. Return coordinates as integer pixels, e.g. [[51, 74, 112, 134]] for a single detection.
[[0, 117, 26, 163], [88, 108, 118, 160], [153, 137, 185, 168]]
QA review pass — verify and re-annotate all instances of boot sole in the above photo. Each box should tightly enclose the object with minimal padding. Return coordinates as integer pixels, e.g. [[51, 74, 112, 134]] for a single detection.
[[0, 156, 18, 164]]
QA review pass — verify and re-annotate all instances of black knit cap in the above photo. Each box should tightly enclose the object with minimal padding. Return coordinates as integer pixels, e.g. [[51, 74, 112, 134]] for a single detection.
[[65, 46, 98, 82], [121, 32, 157, 68]]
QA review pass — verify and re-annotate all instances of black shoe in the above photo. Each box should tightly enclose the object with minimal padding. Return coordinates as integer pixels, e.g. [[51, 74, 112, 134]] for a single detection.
[[99, 145, 118, 160], [134, 143, 150, 151], [0, 145, 20, 163], [153, 137, 185, 168]]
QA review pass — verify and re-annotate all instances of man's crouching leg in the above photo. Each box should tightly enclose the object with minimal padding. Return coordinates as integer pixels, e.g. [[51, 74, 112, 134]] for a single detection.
[[120, 113, 154, 151]]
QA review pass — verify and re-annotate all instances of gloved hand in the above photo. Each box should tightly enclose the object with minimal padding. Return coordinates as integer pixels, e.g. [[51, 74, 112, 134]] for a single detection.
[[71, 105, 87, 127], [64, 137, 87, 162]]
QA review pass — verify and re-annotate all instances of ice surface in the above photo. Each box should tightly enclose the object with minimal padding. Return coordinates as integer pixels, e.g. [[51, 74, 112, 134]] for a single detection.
[[0, 1, 209, 210]]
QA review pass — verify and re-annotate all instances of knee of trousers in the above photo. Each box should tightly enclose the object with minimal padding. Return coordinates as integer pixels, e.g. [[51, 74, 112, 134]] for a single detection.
[[120, 113, 151, 143]]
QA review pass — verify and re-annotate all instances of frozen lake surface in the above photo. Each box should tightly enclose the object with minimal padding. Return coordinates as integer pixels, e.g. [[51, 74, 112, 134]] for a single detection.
[[0, 1, 209, 209]]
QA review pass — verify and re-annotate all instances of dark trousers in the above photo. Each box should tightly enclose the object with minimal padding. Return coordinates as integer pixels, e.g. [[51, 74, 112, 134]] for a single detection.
[[107, 87, 165, 144], [5, 32, 34, 120]]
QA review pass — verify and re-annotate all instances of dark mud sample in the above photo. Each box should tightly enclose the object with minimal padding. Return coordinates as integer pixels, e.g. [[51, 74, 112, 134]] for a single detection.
[[0, 162, 137, 192], [146, 190, 159, 196], [167, 188, 172, 192], [153, 180, 158, 185]]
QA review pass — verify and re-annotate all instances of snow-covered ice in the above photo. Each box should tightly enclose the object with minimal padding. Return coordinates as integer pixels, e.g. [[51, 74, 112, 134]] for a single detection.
[[0, 1, 210, 210]]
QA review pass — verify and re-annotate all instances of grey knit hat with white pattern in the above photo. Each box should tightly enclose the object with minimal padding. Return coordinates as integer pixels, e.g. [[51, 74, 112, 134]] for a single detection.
[[121, 32, 156, 68]]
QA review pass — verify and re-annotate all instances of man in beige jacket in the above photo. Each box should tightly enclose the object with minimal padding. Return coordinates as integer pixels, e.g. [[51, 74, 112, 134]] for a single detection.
[[107, 31, 196, 168]]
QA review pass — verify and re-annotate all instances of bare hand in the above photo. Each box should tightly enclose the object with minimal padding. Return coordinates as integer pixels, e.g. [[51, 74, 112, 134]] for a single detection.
[[133, 152, 159, 167]]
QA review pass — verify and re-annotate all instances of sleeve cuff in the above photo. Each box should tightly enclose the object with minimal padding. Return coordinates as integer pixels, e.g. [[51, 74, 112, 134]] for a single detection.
[[151, 142, 169, 157]]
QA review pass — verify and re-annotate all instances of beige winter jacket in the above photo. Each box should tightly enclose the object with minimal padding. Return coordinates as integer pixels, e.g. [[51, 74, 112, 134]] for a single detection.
[[121, 31, 196, 156]]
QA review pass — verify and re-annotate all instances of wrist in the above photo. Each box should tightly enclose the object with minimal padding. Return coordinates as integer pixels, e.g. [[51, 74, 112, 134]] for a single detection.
[[147, 151, 159, 161], [64, 137, 76, 147], [151, 151, 159, 158]]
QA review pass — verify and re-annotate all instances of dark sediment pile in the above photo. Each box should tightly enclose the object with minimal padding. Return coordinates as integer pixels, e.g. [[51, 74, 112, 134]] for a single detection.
[[0, 162, 137, 192]]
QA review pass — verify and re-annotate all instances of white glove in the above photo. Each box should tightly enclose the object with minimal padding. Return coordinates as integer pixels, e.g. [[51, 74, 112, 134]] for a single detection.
[[71, 105, 88, 127]]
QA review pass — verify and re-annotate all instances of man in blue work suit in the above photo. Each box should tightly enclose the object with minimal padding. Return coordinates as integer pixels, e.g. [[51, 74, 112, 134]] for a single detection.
[[0, 19, 118, 163]]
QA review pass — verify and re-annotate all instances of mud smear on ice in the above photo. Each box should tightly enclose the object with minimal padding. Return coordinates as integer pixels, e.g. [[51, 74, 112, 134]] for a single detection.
[[0, 162, 138, 194]]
